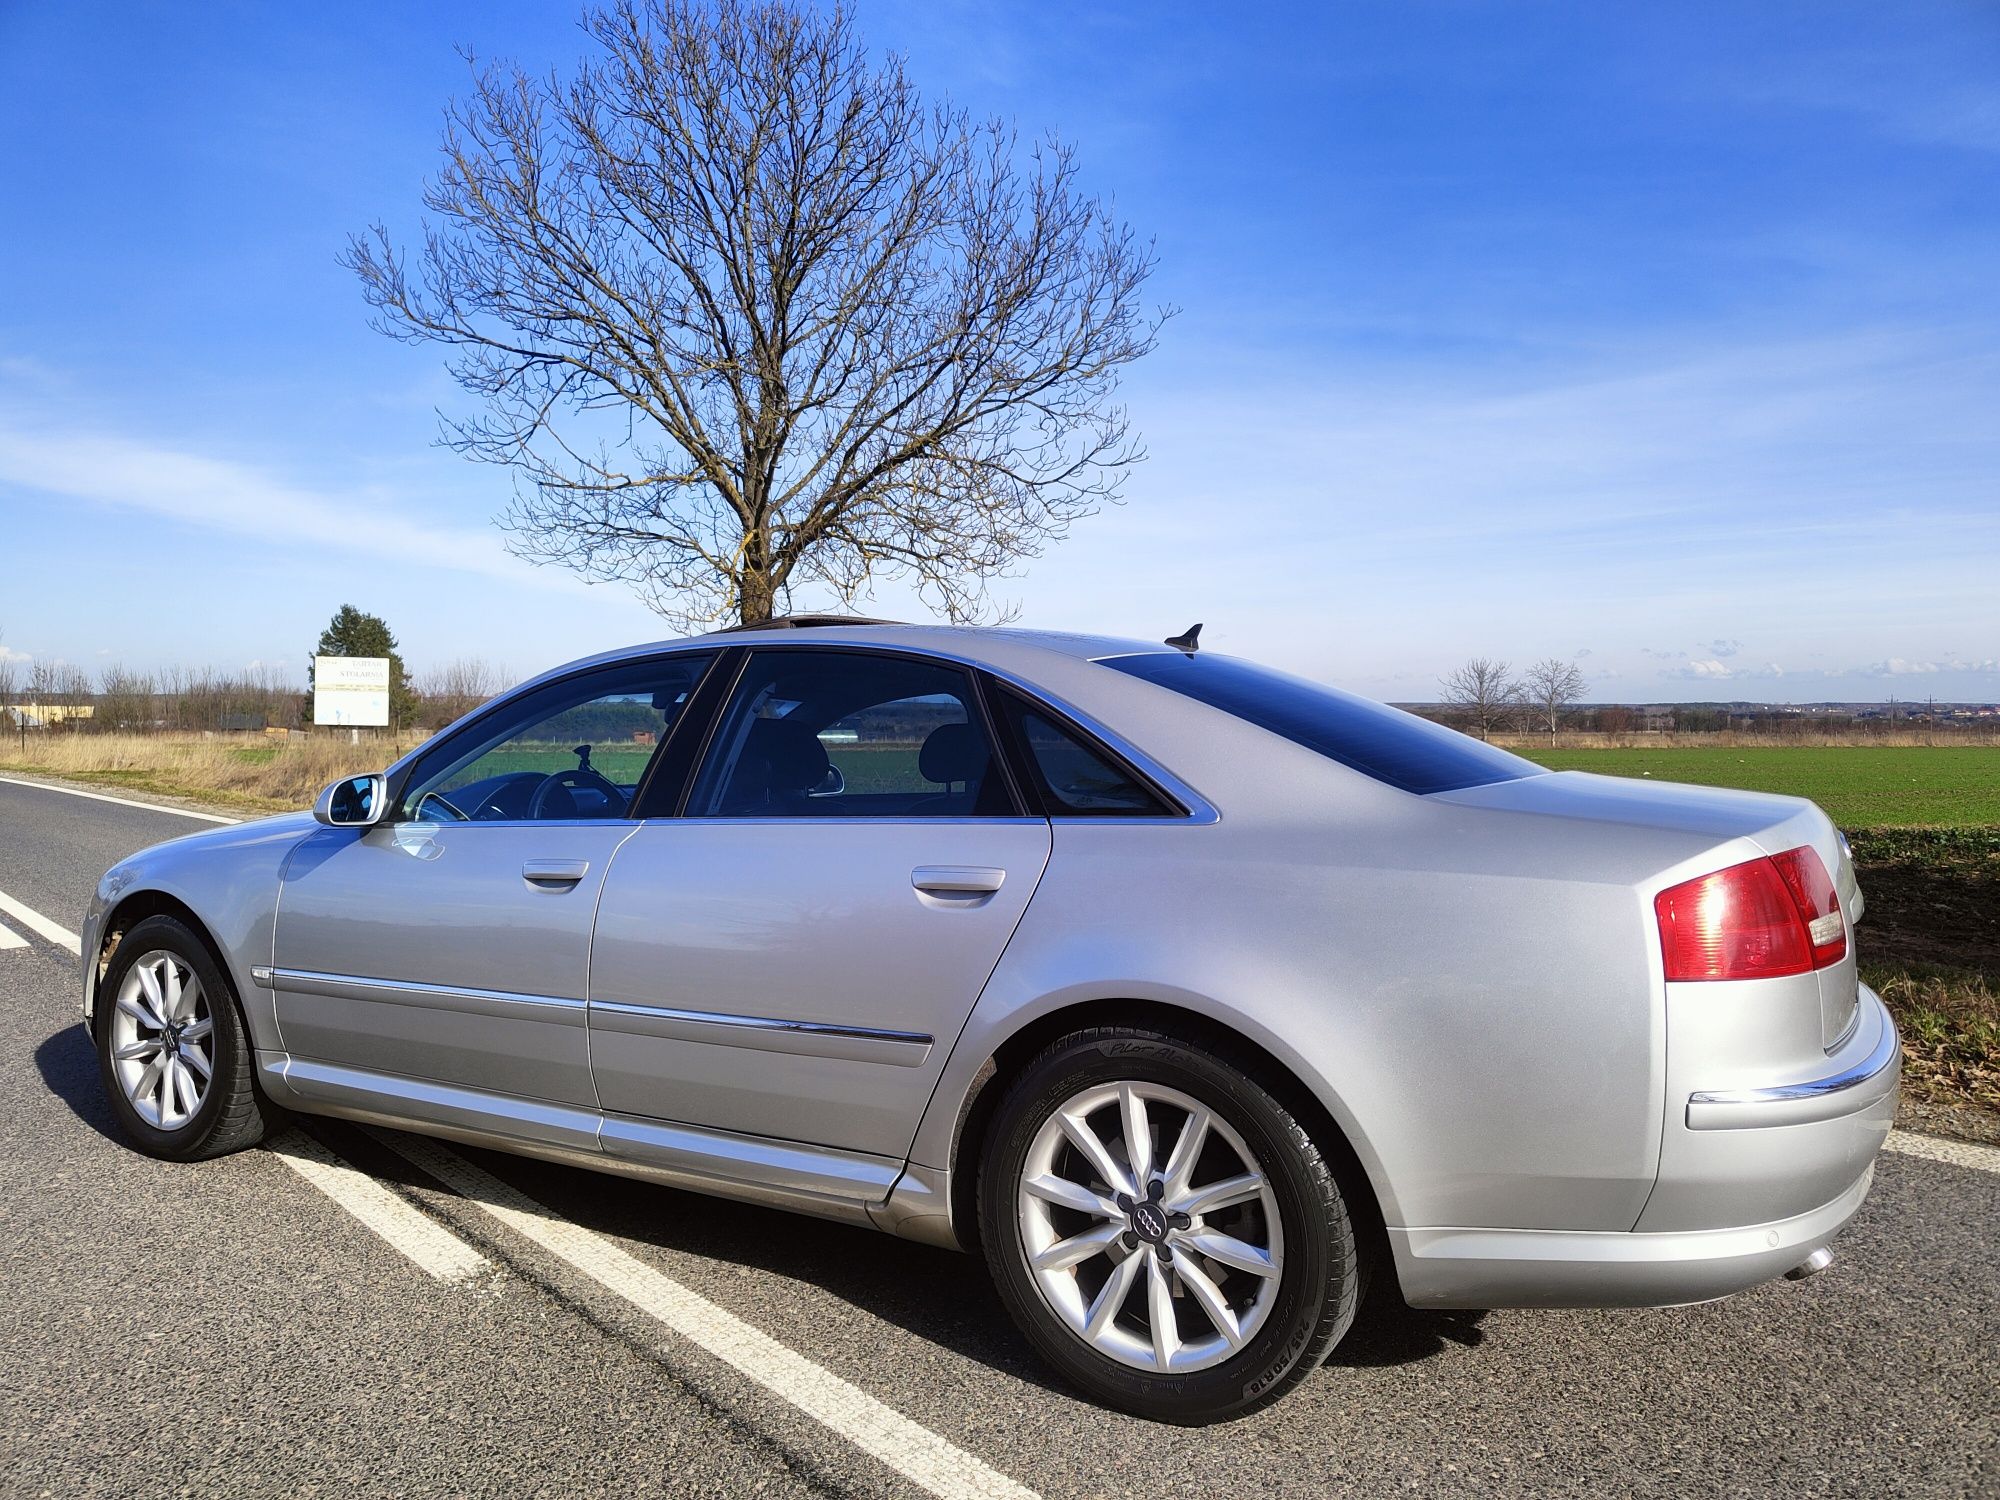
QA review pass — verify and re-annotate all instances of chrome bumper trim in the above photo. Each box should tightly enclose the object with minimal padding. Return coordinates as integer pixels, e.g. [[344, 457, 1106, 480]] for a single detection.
[[1687, 998, 1900, 1131]]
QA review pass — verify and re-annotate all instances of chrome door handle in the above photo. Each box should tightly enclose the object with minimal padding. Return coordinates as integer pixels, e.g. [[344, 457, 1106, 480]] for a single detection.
[[912, 866, 1006, 895], [523, 859, 589, 889]]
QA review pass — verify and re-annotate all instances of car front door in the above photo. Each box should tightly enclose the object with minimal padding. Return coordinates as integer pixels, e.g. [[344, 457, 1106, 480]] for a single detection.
[[271, 653, 716, 1135], [588, 647, 1052, 1162]]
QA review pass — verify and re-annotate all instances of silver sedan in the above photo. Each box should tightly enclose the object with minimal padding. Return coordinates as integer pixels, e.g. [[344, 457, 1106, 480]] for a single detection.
[[82, 621, 1899, 1422]]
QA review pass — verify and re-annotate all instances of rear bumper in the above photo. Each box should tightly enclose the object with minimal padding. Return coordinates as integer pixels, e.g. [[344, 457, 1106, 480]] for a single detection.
[[1684, 1000, 1899, 1131], [1392, 1163, 1875, 1309], [1392, 987, 1897, 1309]]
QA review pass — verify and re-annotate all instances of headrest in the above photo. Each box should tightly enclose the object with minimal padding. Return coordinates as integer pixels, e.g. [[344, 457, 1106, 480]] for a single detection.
[[919, 721, 987, 785], [749, 718, 832, 792]]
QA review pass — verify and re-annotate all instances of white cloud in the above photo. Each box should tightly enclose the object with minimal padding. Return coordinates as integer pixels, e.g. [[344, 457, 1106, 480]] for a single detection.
[[1706, 638, 1744, 658], [0, 422, 567, 593], [0, 644, 29, 665], [1674, 658, 1790, 683], [1862, 658, 1942, 676]]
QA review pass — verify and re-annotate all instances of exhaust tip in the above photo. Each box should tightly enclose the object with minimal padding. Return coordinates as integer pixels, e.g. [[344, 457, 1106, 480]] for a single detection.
[[1785, 1246, 1835, 1281]]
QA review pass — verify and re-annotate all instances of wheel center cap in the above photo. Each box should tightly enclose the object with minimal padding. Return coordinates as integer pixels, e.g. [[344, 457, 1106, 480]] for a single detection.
[[1131, 1201, 1169, 1242]]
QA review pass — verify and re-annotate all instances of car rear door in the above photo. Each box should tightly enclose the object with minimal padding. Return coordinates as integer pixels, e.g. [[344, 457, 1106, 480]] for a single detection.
[[270, 653, 716, 1132], [587, 646, 1052, 1161]]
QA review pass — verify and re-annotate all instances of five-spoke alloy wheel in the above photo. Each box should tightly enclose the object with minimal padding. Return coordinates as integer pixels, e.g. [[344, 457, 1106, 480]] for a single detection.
[[982, 1024, 1361, 1424], [95, 915, 274, 1161]]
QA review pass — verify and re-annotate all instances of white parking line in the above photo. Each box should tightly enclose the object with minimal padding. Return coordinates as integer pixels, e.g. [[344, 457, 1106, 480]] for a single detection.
[[268, 1130, 492, 1284], [0, 774, 241, 824], [1885, 1129, 2000, 1176], [371, 1129, 1040, 1500], [0, 888, 81, 955], [0, 920, 26, 950]]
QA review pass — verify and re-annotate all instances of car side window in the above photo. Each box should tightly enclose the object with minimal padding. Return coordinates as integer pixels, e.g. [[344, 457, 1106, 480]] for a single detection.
[[396, 654, 715, 823], [992, 687, 1174, 815], [687, 650, 1017, 818]]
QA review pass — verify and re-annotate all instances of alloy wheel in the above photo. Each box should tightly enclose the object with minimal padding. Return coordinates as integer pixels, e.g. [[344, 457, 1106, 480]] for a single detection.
[[108, 949, 215, 1130], [1015, 1080, 1284, 1374]]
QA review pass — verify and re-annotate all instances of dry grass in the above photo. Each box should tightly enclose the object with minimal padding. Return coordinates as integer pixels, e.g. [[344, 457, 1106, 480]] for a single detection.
[[0, 732, 422, 814], [1870, 969, 2000, 1111], [1847, 828, 2000, 1118]]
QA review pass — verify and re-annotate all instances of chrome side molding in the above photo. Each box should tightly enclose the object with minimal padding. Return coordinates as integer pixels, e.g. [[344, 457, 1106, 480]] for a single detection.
[[265, 967, 931, 1067], [267, 967, 589, 1026], [589, 999, 933, 1068]]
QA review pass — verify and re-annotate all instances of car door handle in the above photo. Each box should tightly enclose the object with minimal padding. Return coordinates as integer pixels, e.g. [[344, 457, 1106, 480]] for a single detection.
[[523, 859, 589, 889], [911, 866, 1006, 896]]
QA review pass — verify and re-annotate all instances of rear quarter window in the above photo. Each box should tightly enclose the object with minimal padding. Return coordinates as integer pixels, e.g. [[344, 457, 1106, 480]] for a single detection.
[[1101, 652, 1542, 795]]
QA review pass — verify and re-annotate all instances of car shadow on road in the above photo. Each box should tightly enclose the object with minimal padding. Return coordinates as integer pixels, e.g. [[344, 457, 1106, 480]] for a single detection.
[[329, 1117, 1489, 1401], [36, 1027, 1489, 1398], [34, 1022, 124, 1145]]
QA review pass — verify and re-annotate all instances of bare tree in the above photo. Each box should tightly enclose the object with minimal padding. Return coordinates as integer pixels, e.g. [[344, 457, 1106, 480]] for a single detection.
[[25, 659, 58, 730], [1439, 658, 1522, 742], [346, 0, 1164, 628], [418, 658, 505, 729], [96, 665, 157, 733], [1522, 657, 1587, 744], [54, 664, 93, 730], [0, 627, 16, 729]]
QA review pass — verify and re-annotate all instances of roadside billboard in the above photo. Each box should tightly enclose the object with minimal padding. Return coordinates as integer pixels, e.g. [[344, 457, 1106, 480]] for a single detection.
[[312, 656, 390, 727]]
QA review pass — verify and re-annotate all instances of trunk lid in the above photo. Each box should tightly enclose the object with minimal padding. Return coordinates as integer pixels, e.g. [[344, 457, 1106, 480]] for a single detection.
[[1436, 770, 1859, 1048]]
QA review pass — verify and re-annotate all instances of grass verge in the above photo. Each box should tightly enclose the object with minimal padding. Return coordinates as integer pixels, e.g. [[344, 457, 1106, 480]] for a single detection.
[[1849, 827, 2000, 1117], [0, 732, 409, 815]]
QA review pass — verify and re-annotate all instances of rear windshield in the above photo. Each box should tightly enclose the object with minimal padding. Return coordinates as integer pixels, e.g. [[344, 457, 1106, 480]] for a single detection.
[[1101, 652, 1541, 795]]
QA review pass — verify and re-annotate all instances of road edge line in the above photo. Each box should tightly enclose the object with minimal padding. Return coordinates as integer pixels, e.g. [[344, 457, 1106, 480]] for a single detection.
[[268, 1129, 493, 1284], [0, 887, 82, 955], [0, 774, 242, 824], [1884, 1128, 2000, 1176], [370, 1128, 1041, 1500]]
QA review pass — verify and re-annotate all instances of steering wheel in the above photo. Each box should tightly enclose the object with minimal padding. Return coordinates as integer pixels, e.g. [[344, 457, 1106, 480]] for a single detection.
[[527, 766, 627, 820]]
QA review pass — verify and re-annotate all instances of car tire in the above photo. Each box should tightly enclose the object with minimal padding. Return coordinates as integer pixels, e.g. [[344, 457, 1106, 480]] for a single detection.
[[978, 1023, 1360, 1424], [96, 915, 276, 1162]]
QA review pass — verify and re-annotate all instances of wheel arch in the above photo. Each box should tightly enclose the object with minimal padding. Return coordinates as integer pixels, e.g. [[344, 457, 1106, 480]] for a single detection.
[[939, 995, 1392, 1281], [92, 890, 231, 1035]]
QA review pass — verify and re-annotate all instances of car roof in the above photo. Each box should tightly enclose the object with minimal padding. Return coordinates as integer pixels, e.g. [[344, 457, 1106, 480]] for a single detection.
[[522, 621, 1180, 693]]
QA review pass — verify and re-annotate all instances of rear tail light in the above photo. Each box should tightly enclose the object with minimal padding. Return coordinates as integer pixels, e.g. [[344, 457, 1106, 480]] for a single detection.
[[1655, 846, 1847, 982]]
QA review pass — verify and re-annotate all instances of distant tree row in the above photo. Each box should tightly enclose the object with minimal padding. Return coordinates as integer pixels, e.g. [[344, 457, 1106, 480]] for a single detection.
[[0, 615, 506, 736], [1436, 657, 1588, 742]]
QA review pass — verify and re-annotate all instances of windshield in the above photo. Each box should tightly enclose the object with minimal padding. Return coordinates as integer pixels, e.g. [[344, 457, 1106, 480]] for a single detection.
[[1101, 652, 1542, 795]]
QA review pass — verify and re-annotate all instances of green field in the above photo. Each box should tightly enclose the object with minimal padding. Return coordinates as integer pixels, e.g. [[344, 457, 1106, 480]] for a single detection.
[[1518, 746, 2000, 829]]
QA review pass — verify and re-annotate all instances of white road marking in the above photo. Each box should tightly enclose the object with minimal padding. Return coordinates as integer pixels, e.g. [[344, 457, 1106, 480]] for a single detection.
[[0, 887, 81, 956], [0, 774, 241, 824], [372, 1129, 1041, 1500], [0, 920, 26, 950], [1886, 1129, 2000, 1177], [268, 1130, 492, 1284]]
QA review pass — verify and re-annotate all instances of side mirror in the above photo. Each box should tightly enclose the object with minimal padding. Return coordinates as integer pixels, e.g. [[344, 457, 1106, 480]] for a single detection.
[[807, 764, 846, 798], [314, 773, 390, 828]]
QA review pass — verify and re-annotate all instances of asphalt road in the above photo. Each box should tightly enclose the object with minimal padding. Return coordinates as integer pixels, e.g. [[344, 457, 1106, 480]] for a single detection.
[[1, 775, 1995, 1498]]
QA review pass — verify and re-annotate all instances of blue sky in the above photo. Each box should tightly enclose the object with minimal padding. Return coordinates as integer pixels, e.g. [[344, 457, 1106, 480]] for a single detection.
[[1, 0, 1996, 702]]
